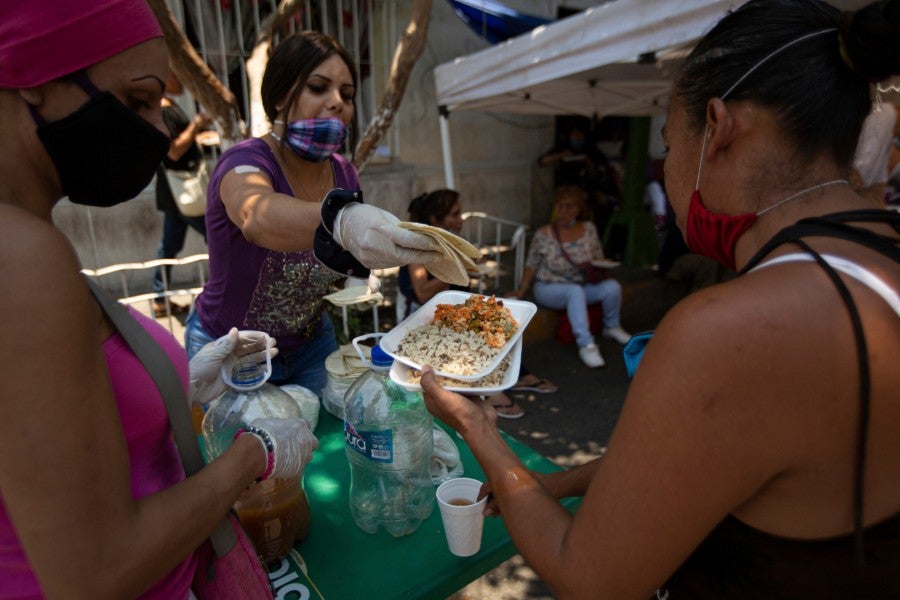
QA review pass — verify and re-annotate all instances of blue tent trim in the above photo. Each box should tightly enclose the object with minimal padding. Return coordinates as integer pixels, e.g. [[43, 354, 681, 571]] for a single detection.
[[446, 0, 552, 44]]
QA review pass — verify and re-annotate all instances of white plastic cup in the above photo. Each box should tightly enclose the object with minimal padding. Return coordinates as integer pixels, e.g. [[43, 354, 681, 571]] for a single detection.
[[436, 477, 488, 557]]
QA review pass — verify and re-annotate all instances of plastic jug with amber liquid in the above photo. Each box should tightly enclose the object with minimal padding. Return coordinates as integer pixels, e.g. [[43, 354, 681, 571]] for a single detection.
[[201, 335, 311, 563]]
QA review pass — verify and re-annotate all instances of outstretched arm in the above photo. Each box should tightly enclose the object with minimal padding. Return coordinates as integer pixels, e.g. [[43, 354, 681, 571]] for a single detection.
[[421, 285, 801, 598]]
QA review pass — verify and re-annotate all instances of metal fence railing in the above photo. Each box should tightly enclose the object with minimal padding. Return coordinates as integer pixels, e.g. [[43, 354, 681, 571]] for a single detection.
[[81, 253, 210, 336], [167, 0, 400, 158], [460, 212, 528, 292]]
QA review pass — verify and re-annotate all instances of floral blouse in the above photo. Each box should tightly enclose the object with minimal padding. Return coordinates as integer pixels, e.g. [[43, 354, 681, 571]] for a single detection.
[[525, 221, 605, 284]]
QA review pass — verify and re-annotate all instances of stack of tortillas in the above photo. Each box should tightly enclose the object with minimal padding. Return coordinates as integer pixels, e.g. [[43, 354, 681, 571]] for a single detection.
[[397, 222, 482, 286], [324, 275, 383, 307], [322, 344, 372, 419], [323, 285, 383, 307]]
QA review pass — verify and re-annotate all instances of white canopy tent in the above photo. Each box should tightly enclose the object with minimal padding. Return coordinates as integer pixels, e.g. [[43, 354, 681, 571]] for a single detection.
[[433, 0, 743, 187], [433, 0, 870, 188]]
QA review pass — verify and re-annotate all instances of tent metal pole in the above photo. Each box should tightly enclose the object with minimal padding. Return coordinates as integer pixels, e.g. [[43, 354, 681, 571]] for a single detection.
[[602, 116, 657, 267], [438, 106, 456, 189]]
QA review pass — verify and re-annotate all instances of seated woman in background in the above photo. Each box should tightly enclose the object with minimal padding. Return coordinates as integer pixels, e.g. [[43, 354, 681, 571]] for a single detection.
[[398, 189, 557, 419], [511, 185, 631, 368]]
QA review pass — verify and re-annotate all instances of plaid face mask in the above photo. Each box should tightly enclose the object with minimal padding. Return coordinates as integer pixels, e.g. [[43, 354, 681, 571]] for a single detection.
[[272, 116, 348, 162]]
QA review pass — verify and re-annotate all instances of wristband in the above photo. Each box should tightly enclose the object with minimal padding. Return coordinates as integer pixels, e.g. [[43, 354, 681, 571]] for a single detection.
[[315, 188, 370, 278], [320, 188, 361, 236], [235, 427, 276, 482], [313, 226, 371, 278]]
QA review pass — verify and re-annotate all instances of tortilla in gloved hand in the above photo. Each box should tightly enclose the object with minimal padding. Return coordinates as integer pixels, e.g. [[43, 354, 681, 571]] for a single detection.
[[397, 222, 481, 286]]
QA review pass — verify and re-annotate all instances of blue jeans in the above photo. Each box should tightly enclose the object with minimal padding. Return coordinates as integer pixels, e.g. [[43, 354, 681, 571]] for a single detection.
[[184, 310, 338, 398], [152, 209, 207, 298], [533, 279, 622, 348]]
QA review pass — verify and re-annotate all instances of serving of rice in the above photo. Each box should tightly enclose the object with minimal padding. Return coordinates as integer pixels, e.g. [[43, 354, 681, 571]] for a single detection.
[[396, 324, 501, 375], [392, 294, 521, 389], [406, 353, 512, 389]]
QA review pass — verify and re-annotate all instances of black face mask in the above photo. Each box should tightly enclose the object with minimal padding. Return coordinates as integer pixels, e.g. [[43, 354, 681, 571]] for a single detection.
[[31, 74, 170, 207]]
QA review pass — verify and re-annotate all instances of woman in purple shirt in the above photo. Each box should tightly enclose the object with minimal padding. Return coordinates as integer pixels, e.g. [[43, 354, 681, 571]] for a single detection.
[[185, 32, 406, 396]]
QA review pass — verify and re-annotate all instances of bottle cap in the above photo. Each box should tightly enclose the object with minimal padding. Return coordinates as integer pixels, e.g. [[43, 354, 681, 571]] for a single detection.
[[220, 330, 272, 391], [370, 344, 393, 368]]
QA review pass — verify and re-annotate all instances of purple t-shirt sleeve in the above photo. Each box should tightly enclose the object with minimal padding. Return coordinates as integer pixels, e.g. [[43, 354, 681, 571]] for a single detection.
[[195, 138, 354, 350]]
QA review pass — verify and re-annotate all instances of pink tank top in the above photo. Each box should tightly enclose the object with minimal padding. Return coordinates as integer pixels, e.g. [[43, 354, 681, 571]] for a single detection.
[[0, 309, 196, 599]]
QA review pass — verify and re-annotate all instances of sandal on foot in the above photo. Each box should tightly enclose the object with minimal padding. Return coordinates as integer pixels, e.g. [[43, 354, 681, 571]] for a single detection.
[[510, 377, 558, 394], [489, 398, 525, 419]]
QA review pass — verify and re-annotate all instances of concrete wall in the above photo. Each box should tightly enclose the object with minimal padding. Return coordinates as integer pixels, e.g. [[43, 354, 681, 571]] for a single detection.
[[359, 0, 559, 222], [55, 1, 585, 288], [54, 179, 206, 270]]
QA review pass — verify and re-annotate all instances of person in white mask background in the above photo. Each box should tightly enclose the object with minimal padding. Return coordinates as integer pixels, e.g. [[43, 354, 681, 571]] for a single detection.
[[184, 31, 442, 397], [851, 101, 900, 204], [420, 0, 900, 597]]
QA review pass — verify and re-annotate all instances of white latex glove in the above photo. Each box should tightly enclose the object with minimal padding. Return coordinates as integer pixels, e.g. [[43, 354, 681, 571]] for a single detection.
[[343, 273, 381, 293], [188, 328, 278, 407], [249, 417, 318, 480], [333, 203, 444, 269], [366, 273, 381, 294], [342, 274, 383, 311]]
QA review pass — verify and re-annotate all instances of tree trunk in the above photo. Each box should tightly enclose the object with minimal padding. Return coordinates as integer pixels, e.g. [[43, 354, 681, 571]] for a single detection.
[[352, 0, 433, 172], [146, 0, 244, 141], [259, 0, 304, 42]]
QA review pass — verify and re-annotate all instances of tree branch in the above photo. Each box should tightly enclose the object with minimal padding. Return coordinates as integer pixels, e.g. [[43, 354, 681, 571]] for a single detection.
[[146, 0, 244, 140], [352, 0, 433, 172]]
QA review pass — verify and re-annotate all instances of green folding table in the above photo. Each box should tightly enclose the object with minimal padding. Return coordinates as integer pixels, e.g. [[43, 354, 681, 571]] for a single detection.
[[275, 411, 578, 599]]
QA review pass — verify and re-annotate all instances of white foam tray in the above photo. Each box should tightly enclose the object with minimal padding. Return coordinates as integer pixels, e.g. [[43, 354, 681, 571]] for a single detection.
[[389, 339, 522, 394], [380, 291, 536, 381]]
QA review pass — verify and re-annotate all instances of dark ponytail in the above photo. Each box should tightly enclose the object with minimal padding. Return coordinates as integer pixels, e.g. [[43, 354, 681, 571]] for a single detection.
[[675, 0, 900, 168], [840, 0, 900, 82]]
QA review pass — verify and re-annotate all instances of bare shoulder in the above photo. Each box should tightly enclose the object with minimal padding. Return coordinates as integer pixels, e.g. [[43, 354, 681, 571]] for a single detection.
[[653, 269, 824, 352], [565, 275, 838, 593], [629, 267, 861, 443], [0, 206, 95, 335], [602, 272, 839, 495], [0, 207, 83, 296]]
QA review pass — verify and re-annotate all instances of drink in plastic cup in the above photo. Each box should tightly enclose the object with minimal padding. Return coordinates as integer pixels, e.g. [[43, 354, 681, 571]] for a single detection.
[[436, 477, 488, 557]]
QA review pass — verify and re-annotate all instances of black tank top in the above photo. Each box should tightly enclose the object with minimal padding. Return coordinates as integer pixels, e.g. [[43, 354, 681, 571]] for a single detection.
[[660, 210, 900, 598]]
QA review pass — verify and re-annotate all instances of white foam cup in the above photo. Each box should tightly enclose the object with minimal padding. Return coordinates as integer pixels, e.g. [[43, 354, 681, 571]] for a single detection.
[[436, 477, 488, 557]]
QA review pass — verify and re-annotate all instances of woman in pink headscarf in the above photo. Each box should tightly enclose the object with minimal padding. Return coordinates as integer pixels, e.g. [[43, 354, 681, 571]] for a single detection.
[[0, 2, 320, 598]]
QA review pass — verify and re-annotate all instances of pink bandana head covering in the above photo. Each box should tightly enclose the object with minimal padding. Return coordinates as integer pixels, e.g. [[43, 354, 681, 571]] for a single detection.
[[0, 0, 163, 88]]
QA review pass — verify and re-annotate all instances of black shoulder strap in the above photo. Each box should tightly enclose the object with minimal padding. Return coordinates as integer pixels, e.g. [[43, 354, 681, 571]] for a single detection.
[[742, 210, 900, 273], [86, 278, 236, 556], [738, 210, 900, 565], [791, 239, 871, 565]]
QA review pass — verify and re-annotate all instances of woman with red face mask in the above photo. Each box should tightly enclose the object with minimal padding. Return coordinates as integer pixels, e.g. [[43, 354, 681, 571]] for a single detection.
[[419, 1, 900, 597]]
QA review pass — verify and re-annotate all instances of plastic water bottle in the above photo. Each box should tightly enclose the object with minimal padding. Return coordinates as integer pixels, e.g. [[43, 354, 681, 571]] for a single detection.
[[202, 338, 312, 562], [344, 334, 435, 537]]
